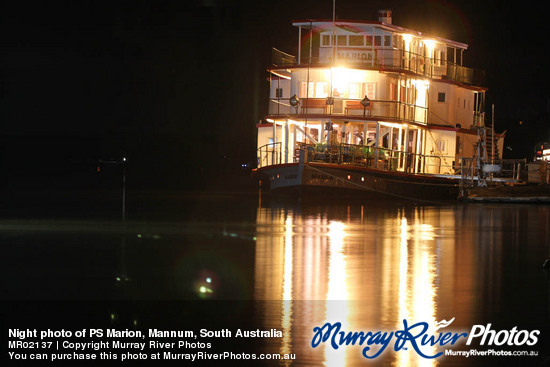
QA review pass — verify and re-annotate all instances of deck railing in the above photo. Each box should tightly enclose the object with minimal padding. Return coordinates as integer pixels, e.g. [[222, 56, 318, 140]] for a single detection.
[[445, 62, 486, 87], [258, 141, 527, 183], [272, 47, 485, 87], [460, 157, 527, 187], [257, 142, 282, 168], [268, 97, 428, 124], [295, 142, 456, 175], [272, 48, 296, 67]]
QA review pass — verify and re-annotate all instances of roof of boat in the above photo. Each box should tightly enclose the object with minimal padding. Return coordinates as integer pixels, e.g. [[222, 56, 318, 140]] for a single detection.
[[292, 19, 468, 49]]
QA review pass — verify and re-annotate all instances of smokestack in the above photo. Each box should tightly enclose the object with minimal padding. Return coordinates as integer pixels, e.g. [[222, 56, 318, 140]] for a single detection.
[[378, 9, 392, 24]]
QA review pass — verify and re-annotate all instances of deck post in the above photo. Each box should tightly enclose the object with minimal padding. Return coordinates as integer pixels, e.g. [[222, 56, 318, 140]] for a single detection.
[[292, 123, 297, 162], [342, 121, 347, 144], [404, 125, 409, 172], [375, 122, 380, 168], [284, 119, 289, 164], [272, 121, 277, 165], [297, 26, 302, 65], [382, 30, 385, 66], [327, 127, 331, 150], [415, 129, 422, 173], [372, 26, 375, 67]]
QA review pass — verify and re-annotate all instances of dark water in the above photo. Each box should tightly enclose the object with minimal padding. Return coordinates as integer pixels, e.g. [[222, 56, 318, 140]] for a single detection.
[[2, 189, 550, 366]]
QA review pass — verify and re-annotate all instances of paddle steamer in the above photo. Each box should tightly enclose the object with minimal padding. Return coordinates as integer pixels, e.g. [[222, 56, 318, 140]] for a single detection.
[[254, 10, 509, 200]]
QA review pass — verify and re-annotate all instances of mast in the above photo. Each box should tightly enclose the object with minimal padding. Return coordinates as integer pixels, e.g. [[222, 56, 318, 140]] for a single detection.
[[492, 104, 495, 164], [305, 21, 312, 130], [329, 0, 336, 116], [332, 0, 336, 63]]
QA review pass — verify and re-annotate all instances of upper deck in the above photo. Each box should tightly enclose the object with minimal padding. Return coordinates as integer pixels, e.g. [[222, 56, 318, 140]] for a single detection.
[[272, 15, 485, 88]]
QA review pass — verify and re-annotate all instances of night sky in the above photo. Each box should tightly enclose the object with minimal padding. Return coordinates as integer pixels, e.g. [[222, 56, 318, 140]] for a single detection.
[[2, 0, 549, 190]]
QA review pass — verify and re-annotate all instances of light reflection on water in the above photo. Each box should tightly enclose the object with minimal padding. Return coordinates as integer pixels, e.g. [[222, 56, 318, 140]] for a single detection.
[[254, 203, 550, 366], [2, 194, 549, 366]]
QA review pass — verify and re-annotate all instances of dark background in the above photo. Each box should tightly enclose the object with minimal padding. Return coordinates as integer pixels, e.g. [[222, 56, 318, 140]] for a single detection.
[[2, 0, 549, 190]]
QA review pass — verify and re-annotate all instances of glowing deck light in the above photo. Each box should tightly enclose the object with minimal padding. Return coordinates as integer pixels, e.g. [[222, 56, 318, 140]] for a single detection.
[[331, 67, 363, 96], [413, 79, 429, 108], [423, 39, 436, 50], [412, 79, 429, 89]]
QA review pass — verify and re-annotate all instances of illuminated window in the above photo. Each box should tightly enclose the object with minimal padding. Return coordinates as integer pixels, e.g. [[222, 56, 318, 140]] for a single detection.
[[390, 83, 398, 100], [400, 86, 407, 102], [365, 36, 373, 47], [348, 83, 361, 99], [300, 81, 328, 98], [362, 82, 376, 100], [321, 35, 348, 46], [338, 35, 347, 46], [300, 82, 314, 98], [315, 82, 328, 98], [349, 35, 364, 46], [332, 86, 343, 97]]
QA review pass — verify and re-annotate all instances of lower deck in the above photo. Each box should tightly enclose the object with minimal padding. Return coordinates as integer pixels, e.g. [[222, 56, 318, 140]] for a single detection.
[[254, 143, 527, 201], [257, 118, 481, 176]]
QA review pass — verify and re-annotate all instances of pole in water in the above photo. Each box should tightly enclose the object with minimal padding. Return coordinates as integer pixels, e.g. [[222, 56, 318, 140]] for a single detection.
[[122, 156, 126, 221]]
